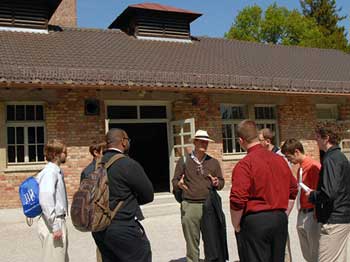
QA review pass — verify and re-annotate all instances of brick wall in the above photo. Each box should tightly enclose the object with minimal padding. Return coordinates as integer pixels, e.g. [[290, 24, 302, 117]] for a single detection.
[[0, 90, 105, 208], [50, 0, 77, 27], [1, 91, 348, 208]]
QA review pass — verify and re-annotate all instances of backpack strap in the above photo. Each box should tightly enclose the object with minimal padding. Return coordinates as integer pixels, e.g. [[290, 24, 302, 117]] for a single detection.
[[110, 200, 124, 220], [94, 157, 102, 171], [104, 153, 126, 220], [104, 153, 125, 169]]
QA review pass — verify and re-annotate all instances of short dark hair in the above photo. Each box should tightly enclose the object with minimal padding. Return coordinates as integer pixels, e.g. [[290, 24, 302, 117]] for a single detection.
[[281, 138, 305, 155], [89, 141, 105, 157], [237, 119, 258, 143], [315, 125, 341, 145], [45, 139, 66, 161]]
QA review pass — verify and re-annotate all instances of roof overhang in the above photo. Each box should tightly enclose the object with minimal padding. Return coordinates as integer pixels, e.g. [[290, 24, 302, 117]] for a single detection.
[[1, 66, 350, 96]]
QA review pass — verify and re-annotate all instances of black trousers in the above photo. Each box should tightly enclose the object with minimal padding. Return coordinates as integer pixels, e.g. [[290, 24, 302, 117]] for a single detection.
[[236, 210, 288, 262], [92, 220, 152, 262]]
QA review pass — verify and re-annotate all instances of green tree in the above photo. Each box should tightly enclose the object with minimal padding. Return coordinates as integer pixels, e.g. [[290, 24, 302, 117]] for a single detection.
[[224, 5, 262, 42], [300, 0, 348, 50], [260, 3, 289, 44], [225, 3, 327, 47]]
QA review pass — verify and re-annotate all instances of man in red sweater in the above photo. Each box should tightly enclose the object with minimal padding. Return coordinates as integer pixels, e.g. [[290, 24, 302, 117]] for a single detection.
[[230, 120, 298, 262], [281, 139, 320, 262]]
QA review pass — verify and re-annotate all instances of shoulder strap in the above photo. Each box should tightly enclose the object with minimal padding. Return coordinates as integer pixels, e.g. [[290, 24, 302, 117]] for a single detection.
[[110, 200, 124, 220], [182, 154, 187, 173], [105, 154, 126, 220], [104, 154, 125, 169], [94, 157, 102, 171]]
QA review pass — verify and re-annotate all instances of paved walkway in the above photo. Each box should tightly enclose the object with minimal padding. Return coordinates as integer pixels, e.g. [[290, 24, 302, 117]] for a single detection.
[[0, 190, 305, 262]]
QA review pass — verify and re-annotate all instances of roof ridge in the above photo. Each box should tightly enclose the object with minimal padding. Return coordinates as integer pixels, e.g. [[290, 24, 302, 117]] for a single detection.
[[53, 27, 123, 34], [198, 36, 347, 54]]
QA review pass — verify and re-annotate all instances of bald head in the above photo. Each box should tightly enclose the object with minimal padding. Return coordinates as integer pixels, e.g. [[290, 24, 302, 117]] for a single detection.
[[106, 128, 127, 148]]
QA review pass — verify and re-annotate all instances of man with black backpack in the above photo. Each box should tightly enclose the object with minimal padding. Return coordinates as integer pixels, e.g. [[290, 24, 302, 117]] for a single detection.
[[92, 128, 154, 262]]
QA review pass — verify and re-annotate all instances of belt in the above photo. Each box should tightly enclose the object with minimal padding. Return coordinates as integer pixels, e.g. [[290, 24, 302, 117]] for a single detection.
[[300, 208, 314, 214]]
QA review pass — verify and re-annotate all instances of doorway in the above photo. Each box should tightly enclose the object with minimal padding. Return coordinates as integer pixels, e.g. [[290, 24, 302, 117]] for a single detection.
[[109, 123, 169, 192]]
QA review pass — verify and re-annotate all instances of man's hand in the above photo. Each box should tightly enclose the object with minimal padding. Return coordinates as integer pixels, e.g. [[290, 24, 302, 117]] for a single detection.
[[305, 190, 313, 198], [177, 174, 188, 191], [208, 174, 219, 187], [53, 229, 63, 241]]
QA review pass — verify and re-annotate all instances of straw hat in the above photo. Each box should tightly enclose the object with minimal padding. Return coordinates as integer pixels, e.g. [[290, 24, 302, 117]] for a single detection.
[[190, 130, 214, 142]]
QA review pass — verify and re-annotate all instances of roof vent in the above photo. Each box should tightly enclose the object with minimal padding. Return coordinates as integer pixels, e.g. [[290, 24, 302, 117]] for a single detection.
[[0, 0, 61, 31], [109, 3, 201, 41]]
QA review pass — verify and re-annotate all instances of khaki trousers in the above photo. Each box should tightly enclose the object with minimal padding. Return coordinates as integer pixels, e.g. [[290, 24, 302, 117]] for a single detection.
[[296, 211, 320, 262], [96, 247, 102, 262], [284, 234, 292, 262], [319, 223, 350, 262], [38, 217, 69, 262], [181, 201, 204, 262]]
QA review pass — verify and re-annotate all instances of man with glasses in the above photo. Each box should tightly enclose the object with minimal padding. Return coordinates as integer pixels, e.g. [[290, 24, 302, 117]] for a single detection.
[[92, 128, 154, 262]]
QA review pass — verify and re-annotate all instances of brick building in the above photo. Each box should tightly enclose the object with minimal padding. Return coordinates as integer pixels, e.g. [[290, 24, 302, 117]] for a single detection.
[[1, 1, 350, 208]]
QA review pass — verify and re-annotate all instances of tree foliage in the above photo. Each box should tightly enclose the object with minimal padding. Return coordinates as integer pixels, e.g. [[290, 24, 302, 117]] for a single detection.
[[225, 2, 349, 51], [300, 0, 348, 51]]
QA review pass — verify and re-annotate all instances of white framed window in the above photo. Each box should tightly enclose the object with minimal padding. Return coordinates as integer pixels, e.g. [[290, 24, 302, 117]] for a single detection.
[[221, 104, 247, 154], [316, 104, 338, 121], [221, 104, 278, 155], [341, 139, 350, 160], [6, 104, 45, 164], [255, 105, 278, 146]]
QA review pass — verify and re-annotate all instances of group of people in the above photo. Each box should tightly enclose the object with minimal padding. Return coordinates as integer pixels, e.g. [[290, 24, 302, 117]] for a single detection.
[[35, 119, 350, 262]]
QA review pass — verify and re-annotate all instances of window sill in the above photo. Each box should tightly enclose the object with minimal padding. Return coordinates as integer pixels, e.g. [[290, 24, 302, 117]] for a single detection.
[[3, 163, 46, 173], [222, 153, 246, 161]]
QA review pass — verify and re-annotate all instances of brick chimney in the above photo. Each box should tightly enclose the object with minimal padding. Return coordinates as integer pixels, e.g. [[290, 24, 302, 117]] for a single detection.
[[50, 0, 77, 27]]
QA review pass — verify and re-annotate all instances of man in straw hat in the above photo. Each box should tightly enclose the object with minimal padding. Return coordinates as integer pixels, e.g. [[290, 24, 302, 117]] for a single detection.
[[172, 130, 226, 262]]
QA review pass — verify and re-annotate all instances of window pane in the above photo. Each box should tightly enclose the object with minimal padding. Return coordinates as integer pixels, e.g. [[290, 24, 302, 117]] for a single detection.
[[37, 145, 44, 161], [232, 106, 244, 119], [221, 105, 245, 120], [17, 145, 24, 162], [7, 146, 15, 162], [235, 139, 241, 152], [29, 145, 36, 162], [107, 106, 137, 119], [28, 127, 36, 144], [37, 127, 44, 143], [221, 105, 231, 119], [223, 139, 228, 153], [16, 127, 24, 144], [16, 105, 25, 121], [7, 127, 15, 144], [36, 105, 44, 120], [255, 107, 276, 119], [6, 105, 15, 121], [26, 105, 35, 120], [140, 106, 167, 119]]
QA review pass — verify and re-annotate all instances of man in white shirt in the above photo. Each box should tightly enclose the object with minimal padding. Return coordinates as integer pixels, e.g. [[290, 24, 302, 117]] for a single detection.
[[37, 139, 68, 262]]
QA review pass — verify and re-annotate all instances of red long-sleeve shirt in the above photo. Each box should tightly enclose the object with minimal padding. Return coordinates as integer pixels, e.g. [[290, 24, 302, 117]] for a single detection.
[[298, 157, 320, 210], [230, 144, 298, 214]]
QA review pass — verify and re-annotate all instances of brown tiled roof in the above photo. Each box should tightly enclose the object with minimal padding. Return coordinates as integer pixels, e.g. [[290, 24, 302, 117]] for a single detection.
[[1, 27, 350, 94], [128, 3, 201, 15]]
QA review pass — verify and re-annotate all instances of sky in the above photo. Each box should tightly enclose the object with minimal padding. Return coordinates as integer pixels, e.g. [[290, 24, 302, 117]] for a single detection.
[[77, 0, 350, 38]]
